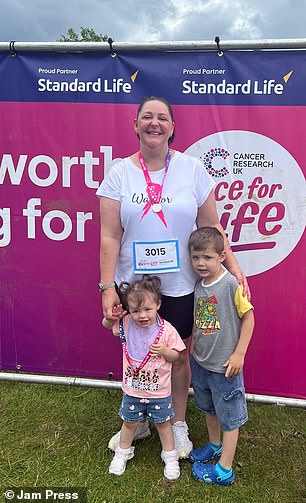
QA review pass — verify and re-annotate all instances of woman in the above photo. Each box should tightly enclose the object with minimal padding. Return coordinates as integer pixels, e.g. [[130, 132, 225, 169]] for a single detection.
[[97, 96, 248, 458]]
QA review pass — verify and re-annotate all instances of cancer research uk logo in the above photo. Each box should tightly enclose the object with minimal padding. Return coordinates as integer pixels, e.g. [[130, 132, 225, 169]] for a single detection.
[[185, 131, 305, 277]]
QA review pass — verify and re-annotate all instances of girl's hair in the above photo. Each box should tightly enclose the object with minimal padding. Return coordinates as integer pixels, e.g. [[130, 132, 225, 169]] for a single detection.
[[119, 275, 162, 309], [136, 96, 175, 144], [188, 227, 225, 255]]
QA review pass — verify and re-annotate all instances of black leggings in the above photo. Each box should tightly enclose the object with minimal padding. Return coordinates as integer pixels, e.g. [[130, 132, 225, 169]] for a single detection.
[[159, 292, 194, 340]]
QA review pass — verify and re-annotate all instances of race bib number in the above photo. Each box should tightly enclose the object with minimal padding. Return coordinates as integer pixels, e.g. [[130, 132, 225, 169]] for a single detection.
[[133, 240, 180, 274]]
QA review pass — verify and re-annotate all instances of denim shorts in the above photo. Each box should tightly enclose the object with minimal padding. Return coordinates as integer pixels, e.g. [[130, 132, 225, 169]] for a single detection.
[[190, 354, 248, 431], [119, 393, 174, 424]]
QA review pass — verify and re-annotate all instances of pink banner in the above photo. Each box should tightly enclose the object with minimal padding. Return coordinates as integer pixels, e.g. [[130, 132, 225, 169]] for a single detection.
[[0, 50, 305, 399]]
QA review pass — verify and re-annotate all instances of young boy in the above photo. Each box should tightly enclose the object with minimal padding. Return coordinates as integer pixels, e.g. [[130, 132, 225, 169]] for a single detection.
[[188, 227, 254, 486]]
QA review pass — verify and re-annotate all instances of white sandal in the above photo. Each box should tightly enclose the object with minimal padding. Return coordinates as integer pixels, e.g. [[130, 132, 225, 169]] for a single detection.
[[161, 449, 180, 480], [109, 446, 135, 476]]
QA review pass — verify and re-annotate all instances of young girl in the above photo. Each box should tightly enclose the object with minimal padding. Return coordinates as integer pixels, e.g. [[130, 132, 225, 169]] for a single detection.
[[102, 276, 186, 480]]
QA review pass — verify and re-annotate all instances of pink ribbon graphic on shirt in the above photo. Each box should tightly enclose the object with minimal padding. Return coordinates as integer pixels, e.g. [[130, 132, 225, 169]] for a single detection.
[[141, 182, 167, 227], [138, 149, 171, 228]]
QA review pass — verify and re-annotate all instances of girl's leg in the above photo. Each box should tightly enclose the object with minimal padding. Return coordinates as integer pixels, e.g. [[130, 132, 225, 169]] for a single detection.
[[108, 419, 150, 451], [109, 421, 138, 476], [155, 420, 175, 451], [119, 421, 139, 448]]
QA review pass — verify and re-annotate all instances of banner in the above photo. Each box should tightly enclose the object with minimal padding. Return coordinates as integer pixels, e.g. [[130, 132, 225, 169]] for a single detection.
[[0, 49, 305, 399]]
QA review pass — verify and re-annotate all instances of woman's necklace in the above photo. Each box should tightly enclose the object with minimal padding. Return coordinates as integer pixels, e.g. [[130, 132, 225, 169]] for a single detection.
[[138, 149, 171, 228], [119, 317, 165, 375]]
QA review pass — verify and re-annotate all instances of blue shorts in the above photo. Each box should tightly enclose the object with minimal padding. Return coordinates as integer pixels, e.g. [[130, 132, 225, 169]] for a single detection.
[[119, 393, 174, 424], [190, 354, 248, 432]]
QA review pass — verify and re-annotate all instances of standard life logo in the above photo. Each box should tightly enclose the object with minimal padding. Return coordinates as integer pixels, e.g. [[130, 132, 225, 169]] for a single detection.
[[182, 79, 285, 95], [37, 70, 139, 94], [38, 77, 132, 93]]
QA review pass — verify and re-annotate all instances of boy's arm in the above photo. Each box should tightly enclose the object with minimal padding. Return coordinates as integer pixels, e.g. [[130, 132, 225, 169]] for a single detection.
[[223, 309, 255, 378]]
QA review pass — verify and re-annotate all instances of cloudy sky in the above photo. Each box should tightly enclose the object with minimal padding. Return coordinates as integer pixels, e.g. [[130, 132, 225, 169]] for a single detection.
[[0, 0, 305, 44]]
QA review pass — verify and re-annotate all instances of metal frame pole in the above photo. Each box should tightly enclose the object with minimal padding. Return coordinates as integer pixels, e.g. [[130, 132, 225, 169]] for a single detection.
[[0, 372, 305, 409], [1, 38, 306, 53]]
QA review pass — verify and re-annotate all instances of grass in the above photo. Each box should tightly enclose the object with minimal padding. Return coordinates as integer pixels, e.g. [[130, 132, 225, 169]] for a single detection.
[[0, 381, 305, 503]]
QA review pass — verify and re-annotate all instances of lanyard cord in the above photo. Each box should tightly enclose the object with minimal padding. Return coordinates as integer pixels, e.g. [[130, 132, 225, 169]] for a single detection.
[[138, 149, 171, 195]]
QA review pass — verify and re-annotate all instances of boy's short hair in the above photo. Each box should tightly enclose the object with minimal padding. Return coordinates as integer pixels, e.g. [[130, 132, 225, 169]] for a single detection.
[[188, 227, 225, 255]]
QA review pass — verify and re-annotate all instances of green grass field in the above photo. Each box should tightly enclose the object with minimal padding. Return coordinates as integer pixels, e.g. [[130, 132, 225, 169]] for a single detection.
[[0, 381, 305, 503]]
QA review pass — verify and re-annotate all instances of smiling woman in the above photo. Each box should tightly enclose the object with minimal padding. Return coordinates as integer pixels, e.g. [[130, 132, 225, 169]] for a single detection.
[[133, 96, 175, 153], [96, 95, 248, 461]]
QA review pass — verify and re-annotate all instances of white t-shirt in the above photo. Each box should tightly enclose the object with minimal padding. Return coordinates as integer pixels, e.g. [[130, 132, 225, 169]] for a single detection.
[[96, 151, 215, 296]]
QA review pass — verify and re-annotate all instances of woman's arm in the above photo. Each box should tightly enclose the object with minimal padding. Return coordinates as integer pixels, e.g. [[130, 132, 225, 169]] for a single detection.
[[196, 190, 250, 298], [99, 196, 123, 319]]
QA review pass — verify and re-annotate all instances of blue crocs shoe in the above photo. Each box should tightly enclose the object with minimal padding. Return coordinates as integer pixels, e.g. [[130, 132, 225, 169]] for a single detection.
[[190, 442, 222, 463], [192, 461, 235, 486]]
